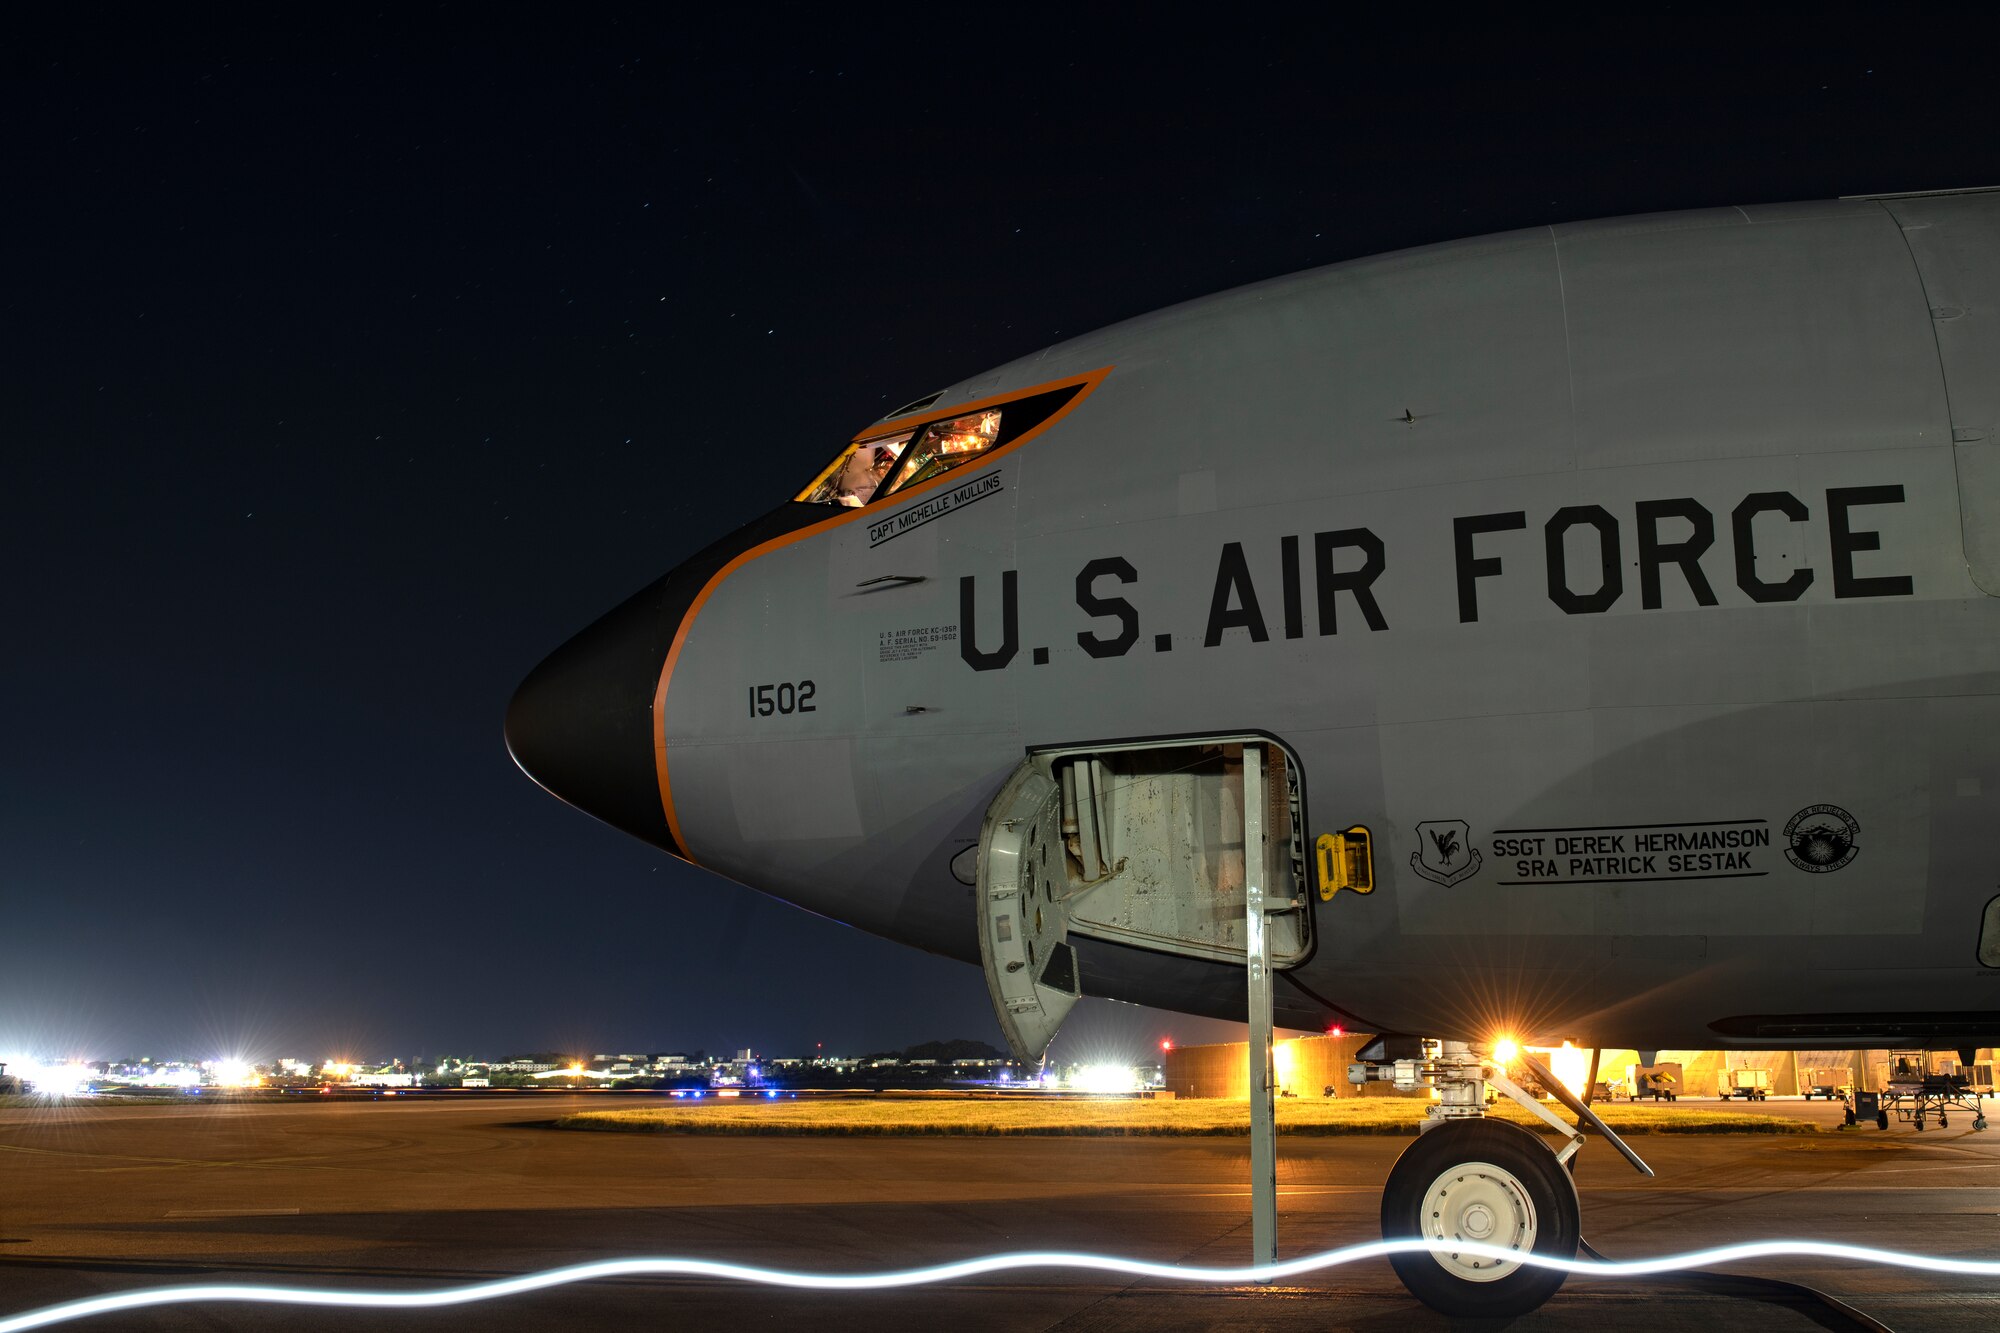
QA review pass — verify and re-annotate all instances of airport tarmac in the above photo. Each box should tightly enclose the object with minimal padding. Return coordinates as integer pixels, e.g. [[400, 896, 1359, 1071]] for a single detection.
[[1, 1094, 1996, 1331]]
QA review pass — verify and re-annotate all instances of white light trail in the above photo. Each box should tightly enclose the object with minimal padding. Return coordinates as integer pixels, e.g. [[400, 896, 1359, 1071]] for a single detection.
[[3, 1239, 1997, 1331]]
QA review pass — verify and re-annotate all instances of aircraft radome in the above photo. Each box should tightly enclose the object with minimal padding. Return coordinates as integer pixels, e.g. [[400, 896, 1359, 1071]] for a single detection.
[[509, 187, 2000, 1317]]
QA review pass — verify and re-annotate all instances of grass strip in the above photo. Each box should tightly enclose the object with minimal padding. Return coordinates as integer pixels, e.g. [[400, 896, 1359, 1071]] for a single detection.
[[555, 1097, 1817, 1137]]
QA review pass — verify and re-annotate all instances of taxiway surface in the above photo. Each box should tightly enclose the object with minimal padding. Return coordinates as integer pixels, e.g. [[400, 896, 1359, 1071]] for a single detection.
[[1, 1094, 1996, 1331]]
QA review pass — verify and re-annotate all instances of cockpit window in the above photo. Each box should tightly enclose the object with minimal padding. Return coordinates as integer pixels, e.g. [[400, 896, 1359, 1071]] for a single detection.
[[795, 429, 916, 508], [879, 409, 1002, 498], [793, 372, 1100, 509], [792, 410, 1002, 509]]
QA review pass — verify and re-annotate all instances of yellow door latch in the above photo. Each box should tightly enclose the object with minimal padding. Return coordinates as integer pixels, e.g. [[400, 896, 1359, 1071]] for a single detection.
[[1316, 827, 1373, 900]]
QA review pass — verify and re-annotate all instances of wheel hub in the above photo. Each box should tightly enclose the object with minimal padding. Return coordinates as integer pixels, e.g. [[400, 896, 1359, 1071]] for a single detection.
[[1419, 1159, 1538, 1281]]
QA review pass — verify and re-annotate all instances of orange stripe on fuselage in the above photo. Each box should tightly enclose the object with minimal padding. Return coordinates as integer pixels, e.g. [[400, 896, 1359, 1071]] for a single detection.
[[651, 365, 1114, 862]]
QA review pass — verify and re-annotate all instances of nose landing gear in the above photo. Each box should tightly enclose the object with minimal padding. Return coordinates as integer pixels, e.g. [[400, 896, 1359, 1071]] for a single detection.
[[1382, 1118, 1581, 1317], [1353, 1037, 1653, 1317]]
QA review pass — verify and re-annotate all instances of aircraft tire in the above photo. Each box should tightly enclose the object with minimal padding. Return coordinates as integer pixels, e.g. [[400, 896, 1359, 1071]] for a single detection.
[[1380, 1119, 1579, 1318]]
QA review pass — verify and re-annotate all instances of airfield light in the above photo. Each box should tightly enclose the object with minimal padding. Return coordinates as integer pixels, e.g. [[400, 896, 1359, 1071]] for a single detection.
[[1272, 1040, 1297, 1090], [23, 1060, 91, 1097], [1160, 1039, 1172, 1052], [1071, 1064, 1140, 1095], [1327, 1025, 1344, 1038], [212, 1058, 255, 1089], [1546, 1041, 1591, 1100]]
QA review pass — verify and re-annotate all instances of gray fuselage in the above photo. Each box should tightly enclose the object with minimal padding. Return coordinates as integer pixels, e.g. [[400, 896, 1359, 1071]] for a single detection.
[[518, 191, 2000, 1051]]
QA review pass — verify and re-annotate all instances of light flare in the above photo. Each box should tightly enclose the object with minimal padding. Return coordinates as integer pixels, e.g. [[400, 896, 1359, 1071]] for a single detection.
[[209, 1058, 258, 1089], [1543, 1041, 1592, 1100], [3, 1240, 1998, 1331], [1272, 1039, 1297, 1092], [1068, 1064, 1141, 1094], [9, 1060, 91, 1098]]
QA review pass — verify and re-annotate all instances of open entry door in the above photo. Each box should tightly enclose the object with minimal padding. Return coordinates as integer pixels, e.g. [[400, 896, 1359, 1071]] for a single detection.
[[976, 764, 1082, 1065], [976, 734, 1310, 1065]]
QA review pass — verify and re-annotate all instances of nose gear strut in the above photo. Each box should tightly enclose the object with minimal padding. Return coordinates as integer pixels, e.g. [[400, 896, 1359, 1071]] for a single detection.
[[1347, 1038, 1655, 1316]]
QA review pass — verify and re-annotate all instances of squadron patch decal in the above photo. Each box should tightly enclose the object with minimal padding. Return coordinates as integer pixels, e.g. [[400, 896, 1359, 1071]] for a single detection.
[[1785, 804, 1859, 873], [1410, 820, 1483, 887]]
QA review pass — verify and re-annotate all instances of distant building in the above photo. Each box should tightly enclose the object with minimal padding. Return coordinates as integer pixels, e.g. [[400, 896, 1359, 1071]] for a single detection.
[[1162, 1036, 1999, 1099], [1163, 1032, 1384, 1100], [348, 1071, 415, 1088]]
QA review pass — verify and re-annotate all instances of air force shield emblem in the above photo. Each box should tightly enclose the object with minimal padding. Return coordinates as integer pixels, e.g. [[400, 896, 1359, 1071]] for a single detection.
[[1411, 820, 1482, 887]]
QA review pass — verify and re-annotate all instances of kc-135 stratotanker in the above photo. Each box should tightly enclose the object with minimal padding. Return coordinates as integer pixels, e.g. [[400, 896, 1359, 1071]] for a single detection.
[[508, 189, 2000, 1316]]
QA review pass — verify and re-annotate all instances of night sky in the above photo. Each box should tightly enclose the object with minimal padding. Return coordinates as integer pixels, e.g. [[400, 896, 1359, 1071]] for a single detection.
[[6, 12, 1995, 1065]]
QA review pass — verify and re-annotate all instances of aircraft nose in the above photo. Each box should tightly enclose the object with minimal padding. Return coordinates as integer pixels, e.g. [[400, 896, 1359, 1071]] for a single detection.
[[506, 569, 689, 859], [506, 502, 835, 862]]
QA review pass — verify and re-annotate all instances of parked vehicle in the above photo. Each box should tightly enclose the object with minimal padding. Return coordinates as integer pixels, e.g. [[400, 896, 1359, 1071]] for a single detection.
[[1718, 1067, 1771, 1101], [1627, 1064, 1681, 1101]]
